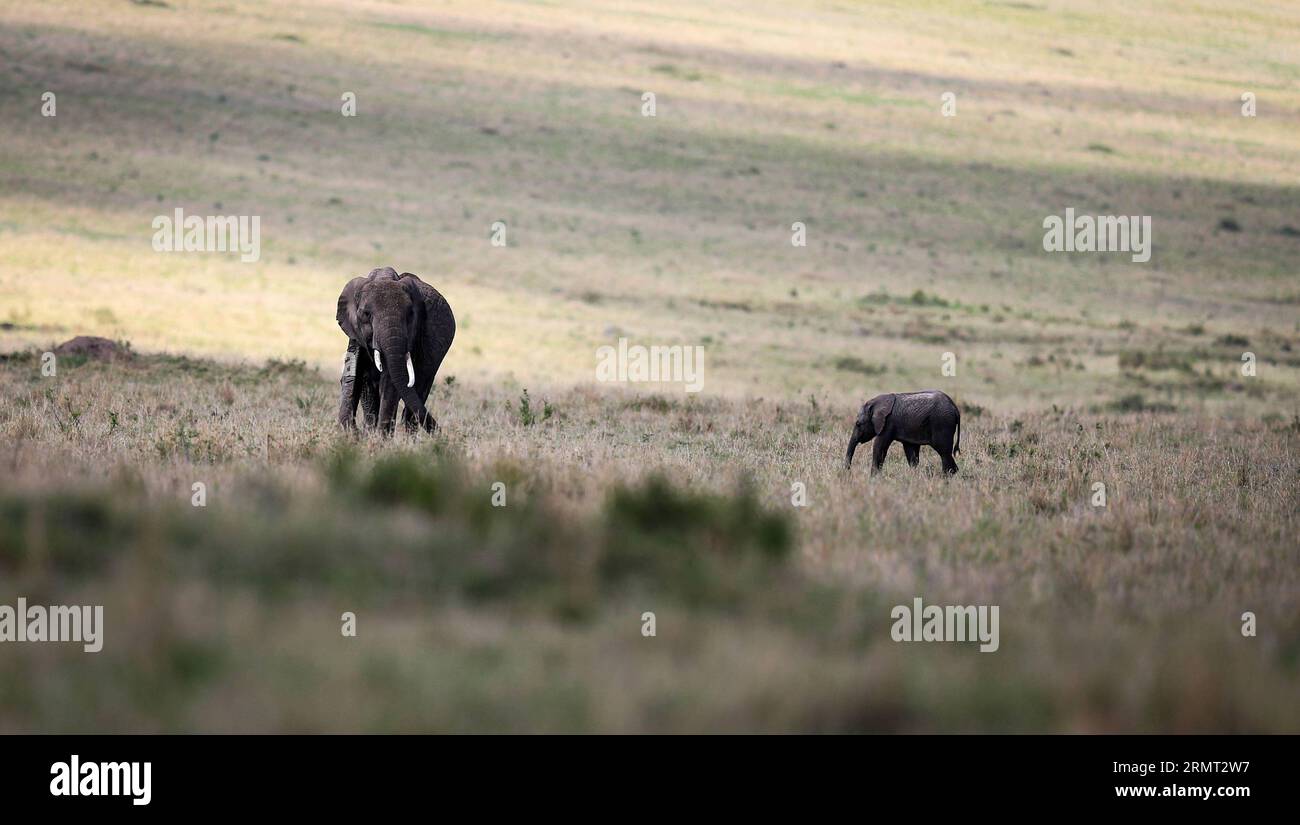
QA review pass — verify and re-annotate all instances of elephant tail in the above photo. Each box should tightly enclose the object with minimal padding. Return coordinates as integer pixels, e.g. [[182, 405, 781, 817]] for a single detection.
[[953, 411, 961, 455]]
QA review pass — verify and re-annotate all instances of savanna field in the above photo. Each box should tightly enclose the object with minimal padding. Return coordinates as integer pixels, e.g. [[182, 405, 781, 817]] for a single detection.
[[0, 0, 1298, 731]]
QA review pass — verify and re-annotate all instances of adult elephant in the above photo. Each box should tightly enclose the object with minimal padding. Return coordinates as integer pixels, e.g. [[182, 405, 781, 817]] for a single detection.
[[336, 266, 455, 435]]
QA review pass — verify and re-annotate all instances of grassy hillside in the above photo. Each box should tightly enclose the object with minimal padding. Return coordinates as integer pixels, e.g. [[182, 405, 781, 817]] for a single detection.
[[0, 0, 1298, 731], [2, 0, 1298, 407]]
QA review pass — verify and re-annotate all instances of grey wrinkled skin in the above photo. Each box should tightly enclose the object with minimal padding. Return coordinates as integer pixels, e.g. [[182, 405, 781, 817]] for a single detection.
[[844, 390, 962, 475], [338, 339, 380, 430], [336, 266, 456, 435]]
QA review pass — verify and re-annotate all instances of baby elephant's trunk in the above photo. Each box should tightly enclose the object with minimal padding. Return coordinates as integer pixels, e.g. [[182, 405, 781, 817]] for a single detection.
[[844, 428, 861, 469]]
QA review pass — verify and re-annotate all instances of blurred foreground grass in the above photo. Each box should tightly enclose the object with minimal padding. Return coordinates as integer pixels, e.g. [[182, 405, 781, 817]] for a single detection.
[[0, 349, 1296, 732]]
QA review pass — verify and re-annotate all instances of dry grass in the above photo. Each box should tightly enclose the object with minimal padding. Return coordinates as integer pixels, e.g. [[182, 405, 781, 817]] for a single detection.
[[0, 352, 1296, 732]]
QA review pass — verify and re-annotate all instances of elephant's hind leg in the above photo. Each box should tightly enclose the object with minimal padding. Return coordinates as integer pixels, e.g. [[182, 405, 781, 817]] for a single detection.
[[941, 451, 959, 474], [933, 445, 958, 475], [903, 442, 921, 467], [930, 432, 958, 475], [930, 428, 961, 475]]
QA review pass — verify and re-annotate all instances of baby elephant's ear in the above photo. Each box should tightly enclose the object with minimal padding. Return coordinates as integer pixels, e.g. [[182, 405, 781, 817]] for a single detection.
[[871, 394, 895, 431]]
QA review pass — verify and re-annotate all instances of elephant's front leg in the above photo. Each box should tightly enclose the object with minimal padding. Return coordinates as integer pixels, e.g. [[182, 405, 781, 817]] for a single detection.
[[405, 403, 436, 434], [337, 340, 363, 430], [903, 443, 921, 467], [870, 437, 894, 475], [359, 374, 379, 429], [400, 373, 437, 434]]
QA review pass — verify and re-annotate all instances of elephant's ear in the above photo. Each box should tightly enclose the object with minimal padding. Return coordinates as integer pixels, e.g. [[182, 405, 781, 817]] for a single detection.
[[336, 276, 366, 339], [870, 393, 895, 431], [399, 273, 456, 361], [399, 274, 426, 322]]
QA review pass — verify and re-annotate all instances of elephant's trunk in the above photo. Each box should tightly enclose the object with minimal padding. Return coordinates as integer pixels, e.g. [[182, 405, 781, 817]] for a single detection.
[[372, 348, 413, 387], [379, 329, 433, 432], [844, 430, 859, 470]]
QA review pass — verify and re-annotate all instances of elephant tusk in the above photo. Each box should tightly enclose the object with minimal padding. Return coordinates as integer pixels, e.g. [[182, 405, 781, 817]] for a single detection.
[[373, 349, 383, 372], [406, 353, 415, 388]]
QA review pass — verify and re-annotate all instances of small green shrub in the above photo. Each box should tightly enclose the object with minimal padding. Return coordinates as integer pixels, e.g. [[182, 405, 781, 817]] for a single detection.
[[1118, 350, 1193, 371], [833, 356, 887, 375], [514, 389, 554, 426]]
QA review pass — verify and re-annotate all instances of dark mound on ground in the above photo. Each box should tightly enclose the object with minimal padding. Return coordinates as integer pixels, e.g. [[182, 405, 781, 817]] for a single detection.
[[53, 336, 132, 362]]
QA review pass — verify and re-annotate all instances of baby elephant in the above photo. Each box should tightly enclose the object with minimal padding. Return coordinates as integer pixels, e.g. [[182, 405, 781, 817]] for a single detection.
[[845, 390, 962, 475]]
